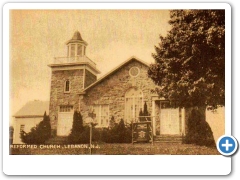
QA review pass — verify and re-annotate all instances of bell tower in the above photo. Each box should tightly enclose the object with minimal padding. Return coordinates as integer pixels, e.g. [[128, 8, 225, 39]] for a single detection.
[[48, 31, 100, 136], [66, 31, 87, 57]]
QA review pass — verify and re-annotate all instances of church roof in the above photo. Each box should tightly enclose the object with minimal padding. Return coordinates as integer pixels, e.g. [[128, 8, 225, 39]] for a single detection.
[[14, 100, 49, 118], [66, 31, 88, 45], [80, 56, 150, 93]]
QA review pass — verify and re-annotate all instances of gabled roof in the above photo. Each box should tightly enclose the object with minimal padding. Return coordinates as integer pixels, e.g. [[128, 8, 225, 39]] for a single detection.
[[14, 101, 49, 118], [80, 56, 150, 93]]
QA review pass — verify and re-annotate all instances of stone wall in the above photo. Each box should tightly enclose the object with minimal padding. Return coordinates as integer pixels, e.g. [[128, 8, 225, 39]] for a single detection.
[[84, 69, 97, 88], [80, 60, 157, 124], [49, 69, 84, 130]]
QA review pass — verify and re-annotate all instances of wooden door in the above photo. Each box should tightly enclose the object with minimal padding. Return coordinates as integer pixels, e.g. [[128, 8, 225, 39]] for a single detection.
[[57, 112, 73, 136], [160, 102, 180, 135]]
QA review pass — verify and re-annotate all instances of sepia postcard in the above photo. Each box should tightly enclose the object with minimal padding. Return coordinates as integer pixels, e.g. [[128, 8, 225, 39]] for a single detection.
[[3, 2, 232, 175]]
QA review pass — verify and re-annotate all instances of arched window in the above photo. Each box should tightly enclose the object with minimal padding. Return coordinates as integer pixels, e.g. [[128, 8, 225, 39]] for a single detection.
[[64, 80, 70, 93], [125, 88, 143, 123]]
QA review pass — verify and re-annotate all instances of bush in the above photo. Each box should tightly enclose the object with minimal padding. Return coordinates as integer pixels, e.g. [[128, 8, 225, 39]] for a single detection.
[[109, 116, 116, 129], [67, 115, 132, 144], [184, 108, 215, 147], [103, 119, 132, 143], [139, 102, 151, 122], [68, 111, 85, 144], [20, 111, 51, 144]]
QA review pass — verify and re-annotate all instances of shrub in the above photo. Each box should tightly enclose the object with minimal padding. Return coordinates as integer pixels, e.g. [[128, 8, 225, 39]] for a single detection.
[[139, 102, 151, 122], [68, 111, 85, 144], [20, 111, 51, 144], [184, 108, 215, 147], [109, 116, 116, 129], [67, 115, 132, 144], [104, 119, 132, 143]]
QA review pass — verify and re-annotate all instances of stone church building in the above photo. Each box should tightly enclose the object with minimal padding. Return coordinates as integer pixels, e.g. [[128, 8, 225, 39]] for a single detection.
[[48, 31, 187, 138]]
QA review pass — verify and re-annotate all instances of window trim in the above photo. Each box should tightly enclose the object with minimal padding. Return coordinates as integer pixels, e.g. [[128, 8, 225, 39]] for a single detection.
[[124, 88, 144, 123], [68, 43, 85, 57], [59, 105, 74, 113], [92, 104, 109, 128], [129, 66, 140, 77]]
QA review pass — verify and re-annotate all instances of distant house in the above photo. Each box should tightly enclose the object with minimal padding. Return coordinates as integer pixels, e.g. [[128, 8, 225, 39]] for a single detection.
[[13, 100, 49, 144]]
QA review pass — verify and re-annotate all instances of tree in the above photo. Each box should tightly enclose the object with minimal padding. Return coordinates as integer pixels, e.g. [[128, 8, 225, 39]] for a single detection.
[[68, 111, 84, 143], [143, 102, 151, 121], [139, 108, 144, 122], [117, 119, 126, 143], [71, 111, 84, 134], [109, 116, 116, 129], [184, 109, 215, 147], [148, 10, 225, 109], [148, 10, 224, 146], [21, 111, 51, 144], [139, 103, 151, 122]]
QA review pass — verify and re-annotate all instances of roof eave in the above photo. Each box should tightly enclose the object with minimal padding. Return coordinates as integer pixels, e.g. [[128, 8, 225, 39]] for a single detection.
[[77, 91, 86, 95], [48, 62, 101, 74], [83, 56, 150, 92], [65, 40, 88, 46]]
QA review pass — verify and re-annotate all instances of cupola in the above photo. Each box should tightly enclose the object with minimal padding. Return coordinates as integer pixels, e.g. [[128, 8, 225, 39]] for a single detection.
[[66, 31, 87, 57]]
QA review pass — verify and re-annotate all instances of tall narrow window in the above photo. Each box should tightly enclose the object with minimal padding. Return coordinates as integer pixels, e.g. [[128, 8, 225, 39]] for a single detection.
[[64, 80, 70, 93], [125, 88, 143, 123], [92, 105, 109, 127], [83, 46, 86, 56], [70, 44, 75, 57], [77, 44, 82, 56]]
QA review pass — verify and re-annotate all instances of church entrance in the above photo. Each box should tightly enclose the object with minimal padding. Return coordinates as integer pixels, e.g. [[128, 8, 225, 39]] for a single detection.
[[57, 105, 74, 136], [160, 101, 180, 135]]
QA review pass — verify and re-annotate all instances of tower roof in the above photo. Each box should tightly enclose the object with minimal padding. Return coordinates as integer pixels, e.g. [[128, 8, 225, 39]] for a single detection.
[[66, 31, 88, 45], [72, 31, 83, 41]]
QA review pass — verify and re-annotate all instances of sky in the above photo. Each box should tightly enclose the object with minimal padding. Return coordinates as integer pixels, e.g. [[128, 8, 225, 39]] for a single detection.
[[10, 10, 171, 122]]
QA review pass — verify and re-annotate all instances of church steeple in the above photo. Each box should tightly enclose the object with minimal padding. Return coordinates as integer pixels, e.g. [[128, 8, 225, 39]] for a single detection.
[[66, 31, 88, 57]]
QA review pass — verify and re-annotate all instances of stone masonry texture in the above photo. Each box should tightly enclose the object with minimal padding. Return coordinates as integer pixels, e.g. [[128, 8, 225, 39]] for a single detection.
[[84, 69, 97, 88], [49, 58, 189, 135], [80, 60, 157, 124], [50, 69, 82, 130]]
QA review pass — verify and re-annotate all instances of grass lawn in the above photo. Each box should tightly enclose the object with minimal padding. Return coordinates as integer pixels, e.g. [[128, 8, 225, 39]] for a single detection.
[[10, 142, 220, 155]]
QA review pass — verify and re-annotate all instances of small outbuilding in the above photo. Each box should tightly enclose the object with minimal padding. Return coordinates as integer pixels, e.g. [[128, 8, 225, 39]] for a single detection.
[[13, 100, 49, 144]]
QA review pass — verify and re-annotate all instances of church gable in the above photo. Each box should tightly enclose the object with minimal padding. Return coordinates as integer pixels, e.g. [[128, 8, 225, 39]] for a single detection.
[[83, 57, 150, 92], [80, 58, 156, 125]]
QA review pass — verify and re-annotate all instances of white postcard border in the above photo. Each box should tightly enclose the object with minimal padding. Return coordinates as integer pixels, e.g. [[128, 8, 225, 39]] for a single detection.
[[3, 2, 231, 175]]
